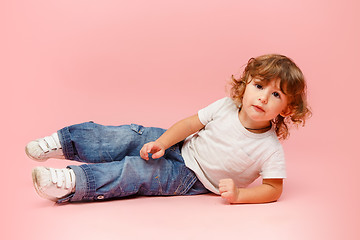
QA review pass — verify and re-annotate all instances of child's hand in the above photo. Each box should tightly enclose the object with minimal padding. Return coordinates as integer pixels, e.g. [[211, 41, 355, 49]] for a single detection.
[[140, 141, 165, 160], [219, 178, 239, 204]]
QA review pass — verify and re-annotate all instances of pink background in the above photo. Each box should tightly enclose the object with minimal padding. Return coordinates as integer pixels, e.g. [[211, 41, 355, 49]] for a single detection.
[[1, 0, 359, 239]]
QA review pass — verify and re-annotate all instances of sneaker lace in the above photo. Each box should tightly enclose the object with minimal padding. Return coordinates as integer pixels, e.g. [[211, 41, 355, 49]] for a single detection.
[[49, 168, 75, 190]]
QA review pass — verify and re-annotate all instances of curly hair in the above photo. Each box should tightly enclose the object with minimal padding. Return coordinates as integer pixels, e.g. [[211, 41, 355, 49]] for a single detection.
[[230, 54, 311, 140]]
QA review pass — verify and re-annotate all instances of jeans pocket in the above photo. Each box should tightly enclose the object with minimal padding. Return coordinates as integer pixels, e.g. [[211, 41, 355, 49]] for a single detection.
[[130, 124, 145, 135]]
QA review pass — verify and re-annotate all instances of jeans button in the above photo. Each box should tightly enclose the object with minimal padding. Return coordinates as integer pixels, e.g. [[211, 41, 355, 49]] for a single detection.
[[96, 195, 104, 200]]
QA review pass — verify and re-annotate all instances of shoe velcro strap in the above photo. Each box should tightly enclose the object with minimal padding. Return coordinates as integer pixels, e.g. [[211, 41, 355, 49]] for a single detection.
[[43, 136, 58, 150], [49, 168, 75, 189], [51, 133, 62, 149], [38, 139, 50, 153]]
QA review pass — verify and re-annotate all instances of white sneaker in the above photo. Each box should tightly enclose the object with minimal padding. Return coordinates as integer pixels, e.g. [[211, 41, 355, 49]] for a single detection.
[[32, 166, 76, 201], [25, 133, 65, 161]]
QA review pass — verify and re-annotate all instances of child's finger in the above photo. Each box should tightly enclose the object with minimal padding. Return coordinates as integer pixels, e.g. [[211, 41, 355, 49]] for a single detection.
[[148, 142, 156, 150], [140, 143, 152, 160], [220, 192, 230, 200], [218, 185, 226, 193], [140, 151, 148, 160], [221, 192, 234, 203], [152, 151, 162, 159], [151, 152, 158, 159]]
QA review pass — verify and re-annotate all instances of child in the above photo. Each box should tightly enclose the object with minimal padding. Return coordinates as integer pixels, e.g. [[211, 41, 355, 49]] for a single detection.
[[26, 54, 311, 204]]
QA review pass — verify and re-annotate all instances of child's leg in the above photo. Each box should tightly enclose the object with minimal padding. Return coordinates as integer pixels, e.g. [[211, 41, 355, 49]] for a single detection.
[[62, 156, 197, 203], [31, 123, 210, 202], [58, 122, 166, 163], [27, 122, 166, 163]]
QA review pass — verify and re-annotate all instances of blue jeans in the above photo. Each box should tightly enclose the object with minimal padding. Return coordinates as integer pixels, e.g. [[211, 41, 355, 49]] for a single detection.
[[56, 122, 209, 203]]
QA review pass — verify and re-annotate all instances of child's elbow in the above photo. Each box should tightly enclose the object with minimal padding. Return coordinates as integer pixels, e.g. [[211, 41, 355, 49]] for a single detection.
[[263, 178, 283, 202], [271, 188, 283, 202]]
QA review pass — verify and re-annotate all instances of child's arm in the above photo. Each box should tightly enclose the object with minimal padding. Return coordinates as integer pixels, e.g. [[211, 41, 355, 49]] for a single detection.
[[140, 114, 205, 160], [219, 178, 283, 204]]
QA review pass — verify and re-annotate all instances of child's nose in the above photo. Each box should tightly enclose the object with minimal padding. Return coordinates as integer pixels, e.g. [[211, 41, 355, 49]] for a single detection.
[[258, 94, 268, 104]]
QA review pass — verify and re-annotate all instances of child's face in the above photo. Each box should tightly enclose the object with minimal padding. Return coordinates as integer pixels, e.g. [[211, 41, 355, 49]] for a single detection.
[[239, 77, 291, 127]]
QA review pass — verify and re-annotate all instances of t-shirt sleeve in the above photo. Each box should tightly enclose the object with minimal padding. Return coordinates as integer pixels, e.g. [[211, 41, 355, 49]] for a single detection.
[[260, 148, 287, 179], [198, 97, 230, 126]]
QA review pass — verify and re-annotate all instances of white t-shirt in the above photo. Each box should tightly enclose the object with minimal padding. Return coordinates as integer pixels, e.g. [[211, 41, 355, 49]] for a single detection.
[[181, 97, 287, 194]]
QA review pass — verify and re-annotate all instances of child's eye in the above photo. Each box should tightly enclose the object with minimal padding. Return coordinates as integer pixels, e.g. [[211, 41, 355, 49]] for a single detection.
[[255, 84, 263, 89], [272, 92, 281, 98]]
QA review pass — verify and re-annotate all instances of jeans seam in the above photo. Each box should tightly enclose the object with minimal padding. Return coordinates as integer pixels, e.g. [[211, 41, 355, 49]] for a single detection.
[[155, 175, 163, 195], [180, 175, 198, 195], [58, 128, 75, 160], [79, 165, 96, 200], [174, 168, 197, 195]]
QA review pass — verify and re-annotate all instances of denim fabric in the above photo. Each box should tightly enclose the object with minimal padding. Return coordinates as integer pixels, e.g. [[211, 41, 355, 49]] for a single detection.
[[57, 122, 209, 203]]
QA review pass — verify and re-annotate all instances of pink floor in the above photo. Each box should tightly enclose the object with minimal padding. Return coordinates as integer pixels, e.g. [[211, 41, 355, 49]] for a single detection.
[[2, 1, 360, 239]]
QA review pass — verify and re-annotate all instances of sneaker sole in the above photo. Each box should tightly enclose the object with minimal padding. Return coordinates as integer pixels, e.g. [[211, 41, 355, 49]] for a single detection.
[[31, 168, 57, 202], [25, 145, 48, 162]]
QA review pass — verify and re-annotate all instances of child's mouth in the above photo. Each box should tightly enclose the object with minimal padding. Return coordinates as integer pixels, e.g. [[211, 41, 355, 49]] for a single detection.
[[253, 105, 265, 112]]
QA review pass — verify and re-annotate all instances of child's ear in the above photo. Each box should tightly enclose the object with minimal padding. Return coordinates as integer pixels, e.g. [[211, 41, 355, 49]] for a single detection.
[[280, 107, 293, 117]]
